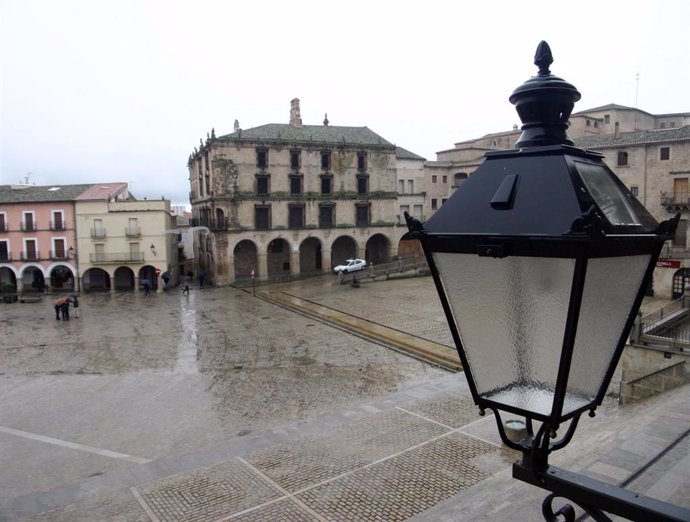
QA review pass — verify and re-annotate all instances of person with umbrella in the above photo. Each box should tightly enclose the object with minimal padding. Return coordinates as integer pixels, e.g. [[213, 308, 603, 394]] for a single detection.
[[54, 296, 69, 321]]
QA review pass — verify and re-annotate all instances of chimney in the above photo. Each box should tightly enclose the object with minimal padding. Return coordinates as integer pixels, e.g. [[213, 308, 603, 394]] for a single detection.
[[290, 98, 302, 128]]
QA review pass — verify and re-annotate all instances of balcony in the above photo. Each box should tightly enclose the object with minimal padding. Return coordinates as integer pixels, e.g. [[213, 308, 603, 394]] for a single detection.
[[125, 227, 141, 237], [0, 223, 7, 232], [20, 251, 41, 261], [90, 228, 107, 238], [661, 191, 690, 211], [50, 221, 66, 230], [189, 217, 228, 231], [90, 252, 144, 264], [50, 250, 69, 260], [20, 222, 37, 232], [0, 252, 11, 261]]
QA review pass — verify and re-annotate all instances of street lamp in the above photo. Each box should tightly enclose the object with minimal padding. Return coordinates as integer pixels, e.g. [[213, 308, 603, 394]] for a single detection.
[[405, 41, 688, 521]]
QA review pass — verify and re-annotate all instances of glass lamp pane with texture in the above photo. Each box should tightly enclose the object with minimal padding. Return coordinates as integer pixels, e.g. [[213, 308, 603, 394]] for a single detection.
[[434, 253, 575, 417], [565, 255, 651, 412]]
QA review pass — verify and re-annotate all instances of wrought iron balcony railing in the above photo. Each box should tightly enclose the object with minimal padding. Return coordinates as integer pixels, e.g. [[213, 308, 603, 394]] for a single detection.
[[661, 191, 690, 209], [50, 250, 69, 260], [20, 222, 37, 232], [49, 221, 66, 230], [90, 228, 106, 238], [125, 227, 141, 237], [90, 252, 144, 263], [20, 251, 40, 261]]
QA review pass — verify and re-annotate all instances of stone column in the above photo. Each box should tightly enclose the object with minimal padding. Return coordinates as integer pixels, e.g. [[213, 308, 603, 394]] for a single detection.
[[290, 249, 300, 276], [322, 249, 332, 273], [257, 253, 268, 279]]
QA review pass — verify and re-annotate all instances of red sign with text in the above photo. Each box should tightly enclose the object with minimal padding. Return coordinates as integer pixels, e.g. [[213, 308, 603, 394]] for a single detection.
[[656, 259, 681, 269]]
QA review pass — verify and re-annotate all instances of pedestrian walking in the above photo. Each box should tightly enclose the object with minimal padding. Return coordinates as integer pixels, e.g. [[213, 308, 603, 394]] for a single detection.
[[198, 271, 206, 288], [54, 302, 61, 320], [182, 274, 190, 294], [162, 271, 170, 291]]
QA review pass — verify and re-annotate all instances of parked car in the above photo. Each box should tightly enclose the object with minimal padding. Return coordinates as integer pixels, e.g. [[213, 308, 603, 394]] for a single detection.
[[333, 258, 367, 274]]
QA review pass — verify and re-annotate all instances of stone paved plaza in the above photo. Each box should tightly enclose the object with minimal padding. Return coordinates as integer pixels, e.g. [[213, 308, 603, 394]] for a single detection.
[[0, 274, 688, 521]]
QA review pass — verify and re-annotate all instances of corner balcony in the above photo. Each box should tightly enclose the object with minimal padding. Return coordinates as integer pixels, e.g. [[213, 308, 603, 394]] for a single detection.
[[661, 191, 690, 211], [90, 252, 144, 264]]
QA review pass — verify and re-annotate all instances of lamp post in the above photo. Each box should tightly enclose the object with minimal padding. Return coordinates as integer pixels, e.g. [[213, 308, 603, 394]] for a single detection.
[[404, 42, 688, 521]]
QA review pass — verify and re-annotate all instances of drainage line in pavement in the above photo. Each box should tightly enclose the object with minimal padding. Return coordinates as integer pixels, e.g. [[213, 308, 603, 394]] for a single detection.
[[574, 425, 690, 522]]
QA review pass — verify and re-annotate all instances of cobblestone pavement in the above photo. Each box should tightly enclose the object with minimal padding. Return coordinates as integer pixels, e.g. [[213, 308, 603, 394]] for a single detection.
[[1, 274, 688, 521]]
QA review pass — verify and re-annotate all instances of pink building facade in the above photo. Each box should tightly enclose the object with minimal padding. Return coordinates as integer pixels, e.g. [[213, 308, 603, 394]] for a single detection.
[[0, 184, 88, 294]]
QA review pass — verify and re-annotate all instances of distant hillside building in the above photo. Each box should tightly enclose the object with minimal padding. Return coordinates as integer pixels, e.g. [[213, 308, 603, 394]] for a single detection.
[[188, 99, 417, 284], [427, 104, 690, 298]]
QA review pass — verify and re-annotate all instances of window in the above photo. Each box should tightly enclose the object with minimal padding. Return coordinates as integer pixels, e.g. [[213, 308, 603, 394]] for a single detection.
[[255, 206, 270, 230], [453, 172, 468, 187], [413, 204, 423, 218], [398, 180, 405, 193], [604, 115, 610, 124], [357, 175, 368, 195], [442, 198, 448, 206], [432, 175, 438, 183], [319, 205, 334, 228], [586, 119, 591, 127], [22, 211, 35, 231], [92, 218, 105, 238], [288, 205, 305, 229], [660, 122, 666, 129], [670, 122, 676, 128], [290, 175, 302, 195], [594, 121, 599, 128], [355, 204, 370, 227], [321, 175, 332, 195], [0, 212, 7, 232], [630, 186, 639, 197], [290, 150, 301, 170], [660, 147, 670, 161], [51, 211, 64, 230], [617, 151, 629, 166], [23, 239, 38, 260], [407, 180, 413, 193], [431, 198, 438, 210], [442, 176, 447, 184], [256, 174, 270, 195], [357, 151, 367, 172], [321, 150, 331, 170], [256, 148, 268, 169], [127, 217, 139, 236], [0, 240, 9, 261], [52, 238, 66, 259]]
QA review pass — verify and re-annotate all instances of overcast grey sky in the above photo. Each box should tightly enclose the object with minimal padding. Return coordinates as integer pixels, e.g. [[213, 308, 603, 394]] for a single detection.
[[1, 0, 688, 207]]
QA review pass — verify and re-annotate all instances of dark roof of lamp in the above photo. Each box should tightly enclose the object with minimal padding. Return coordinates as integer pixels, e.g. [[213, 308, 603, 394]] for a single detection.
[[575, 125, 690, 150], [0, 183, 94, 203], [218, 124, 396, 148]]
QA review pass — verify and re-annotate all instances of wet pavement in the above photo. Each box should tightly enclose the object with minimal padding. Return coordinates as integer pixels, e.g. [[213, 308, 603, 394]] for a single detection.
[[0, 275, 688, 521]]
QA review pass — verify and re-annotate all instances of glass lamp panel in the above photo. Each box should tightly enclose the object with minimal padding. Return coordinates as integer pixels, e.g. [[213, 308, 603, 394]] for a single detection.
[[565, 255, 651, 415], [434, 253, 575, 417]]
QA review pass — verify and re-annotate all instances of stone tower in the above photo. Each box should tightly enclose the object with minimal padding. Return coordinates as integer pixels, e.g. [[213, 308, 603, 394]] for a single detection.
[[289, 98, 302, 128]]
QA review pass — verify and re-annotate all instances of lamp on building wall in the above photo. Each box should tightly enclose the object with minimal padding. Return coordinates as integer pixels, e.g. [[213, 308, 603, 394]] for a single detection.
[[404, 41, 687, 521], [150, 244, 157, 256]]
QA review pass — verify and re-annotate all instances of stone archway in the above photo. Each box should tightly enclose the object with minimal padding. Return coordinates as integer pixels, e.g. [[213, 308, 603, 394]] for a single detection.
[[139, 265, 158, 292], [365, 233, 390, 264], [114, 266, 136, 290], [300, 237, 322, 273], [49, 265, 76, 291], [0, 266, 18, 293], [21, 265, 45, 293], [267, 238, 291, 277], [82, 268, 111, 292], [331, 236, 357, 269], [234, 240, 258, 280]]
